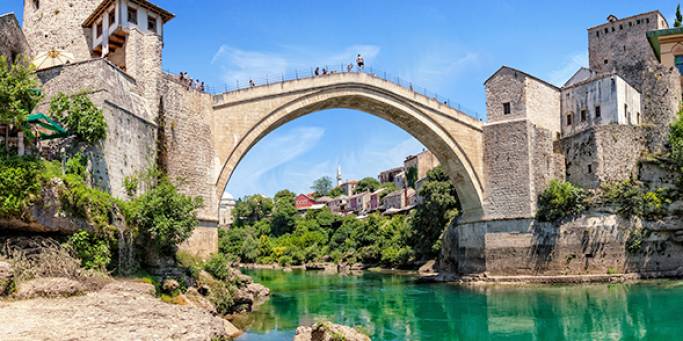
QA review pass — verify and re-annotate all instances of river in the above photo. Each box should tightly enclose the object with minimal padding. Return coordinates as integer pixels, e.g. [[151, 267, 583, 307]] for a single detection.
[[234, 269, 683, 340]]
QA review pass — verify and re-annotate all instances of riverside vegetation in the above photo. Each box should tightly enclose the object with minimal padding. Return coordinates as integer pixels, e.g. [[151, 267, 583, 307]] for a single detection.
[[220, 165, 460, 269], [0, 55, 263, 336]]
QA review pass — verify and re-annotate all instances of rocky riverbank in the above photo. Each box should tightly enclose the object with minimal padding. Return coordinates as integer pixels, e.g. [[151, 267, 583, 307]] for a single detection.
[[0, 279, 241, 340]]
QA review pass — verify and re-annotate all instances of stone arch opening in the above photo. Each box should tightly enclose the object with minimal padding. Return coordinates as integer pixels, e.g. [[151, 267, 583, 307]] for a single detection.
[[213, 82, 485, 221]]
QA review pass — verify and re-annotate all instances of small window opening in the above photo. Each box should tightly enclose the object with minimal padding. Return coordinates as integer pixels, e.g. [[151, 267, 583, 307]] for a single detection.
[[629, 22, 632, 27], [581, 109, 587, 122], [502, 102, 511, 115], [96, 21, 103, 38], [636, 19, 641, 24], [595, 106, 601, 118], [109, 9, 115, 26], [128, 7, 138, 24], [147, 15, 157, 33], [619, 24, 623, 30], [604, 59, 609, 65], [637, 112, 640, 124], [32, 0, 39, 9], [611, 26, 615, 32], [587, 165, 592, 174], [566, 113, 573, 126], [646, 18, 649, 24], [596, 31, 600, 38]]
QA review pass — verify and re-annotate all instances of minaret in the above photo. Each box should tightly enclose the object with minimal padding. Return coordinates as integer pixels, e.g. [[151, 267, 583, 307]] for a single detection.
[[336, 165, 342, 186]]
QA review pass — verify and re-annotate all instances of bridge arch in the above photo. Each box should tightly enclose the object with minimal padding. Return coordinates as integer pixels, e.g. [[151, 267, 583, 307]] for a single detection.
[[210, 72, 485, 221]]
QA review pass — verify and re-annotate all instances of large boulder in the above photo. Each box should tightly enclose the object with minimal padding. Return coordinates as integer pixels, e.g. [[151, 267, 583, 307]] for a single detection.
[[0, 261, 13, 295], [14, 277, 85, 299], [185, 287, 217, 315], [294, 321, 370, 341], [246, 283, 270, 298]]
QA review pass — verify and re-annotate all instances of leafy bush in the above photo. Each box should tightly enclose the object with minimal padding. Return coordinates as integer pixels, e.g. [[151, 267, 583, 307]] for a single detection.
[[602, 180, 671, 220], [204, 253, 231, 281], [626, 227, 644, 253], [123, 175, 138, 197], [64, 152, 87, 180], [0, 55, 41, 127], [49, 92, 107, 145], [61, 173, 118, 232], [66, 230, 112, 271], [125, 178, 203, 254], [670, 107, 683, 166], [0, 154, 44, 218], [537, 180, 587, 222]]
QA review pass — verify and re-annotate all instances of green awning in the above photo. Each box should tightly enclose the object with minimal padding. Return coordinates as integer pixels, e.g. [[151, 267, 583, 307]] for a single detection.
[[23, 113, 70, 140], [647, 27, 683, 62]]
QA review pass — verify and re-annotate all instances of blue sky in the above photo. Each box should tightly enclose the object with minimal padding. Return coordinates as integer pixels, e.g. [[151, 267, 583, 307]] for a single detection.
[[3, 1, 678, 198]]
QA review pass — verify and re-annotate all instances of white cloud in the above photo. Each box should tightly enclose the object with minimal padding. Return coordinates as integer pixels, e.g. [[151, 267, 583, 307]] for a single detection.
[[226, 126, 325, 197], [211, 44, 380, 84], [403, 50, 481, 90], [547, 52, 588, 87]]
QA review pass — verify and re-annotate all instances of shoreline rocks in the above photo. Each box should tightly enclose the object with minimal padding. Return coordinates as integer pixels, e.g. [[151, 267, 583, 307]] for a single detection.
[[294, 321, 370, 341]]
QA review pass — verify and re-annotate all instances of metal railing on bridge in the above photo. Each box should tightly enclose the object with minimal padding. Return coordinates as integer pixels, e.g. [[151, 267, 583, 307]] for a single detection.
[[164, 65, 484, 121]]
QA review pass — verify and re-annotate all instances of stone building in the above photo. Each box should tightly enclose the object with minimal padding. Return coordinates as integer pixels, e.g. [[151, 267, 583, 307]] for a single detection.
[[378, 166, 403, 184], [218, 192, 235, 228], [348, 191, 371, 214], [0, 13, 30, 64], [404, 150, 440, 182], [339, 180, 358, 196]]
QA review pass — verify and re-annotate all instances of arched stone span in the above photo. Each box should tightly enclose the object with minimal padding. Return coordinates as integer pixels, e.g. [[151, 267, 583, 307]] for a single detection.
[[208, 72, 485, 221]]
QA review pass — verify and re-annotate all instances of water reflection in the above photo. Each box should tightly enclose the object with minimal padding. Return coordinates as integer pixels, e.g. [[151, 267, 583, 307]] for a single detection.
[[236, 269, 683, 340]]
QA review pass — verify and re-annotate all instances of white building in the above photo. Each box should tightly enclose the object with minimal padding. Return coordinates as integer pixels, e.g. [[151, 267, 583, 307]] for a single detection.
[[218, 192, 236, 228], [561, 69, 642, 137]]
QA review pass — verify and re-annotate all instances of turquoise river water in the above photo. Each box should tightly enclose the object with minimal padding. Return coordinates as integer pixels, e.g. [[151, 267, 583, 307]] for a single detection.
[[234, 269, 683, 340]]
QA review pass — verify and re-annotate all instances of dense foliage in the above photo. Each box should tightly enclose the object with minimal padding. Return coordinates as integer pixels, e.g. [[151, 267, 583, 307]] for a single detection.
[[0, 55, 41, 128], [409, 166, 460, 257], [356, 177, 381, 193], [311, 176, 333, 196], [537, 180, 588, 222], [126, 178, 204, 253], [0, 153, 51, 218], [601, 180, 672, 220], [232, 194, 273, 228], [221, 165, 460, 268], [49, 92, 107, 145], [66, 230, 112, 271]]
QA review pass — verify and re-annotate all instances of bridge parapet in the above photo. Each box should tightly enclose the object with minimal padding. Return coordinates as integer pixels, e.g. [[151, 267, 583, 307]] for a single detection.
[[212, 71, 483, 128]]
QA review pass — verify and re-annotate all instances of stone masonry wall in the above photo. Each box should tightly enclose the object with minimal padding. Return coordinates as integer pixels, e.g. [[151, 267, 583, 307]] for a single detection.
[[158, 76, 217, 223], [22, 0, 100, 62], [483, 120, 533, 219], [561, 125, 646, 188], [36, 59, 157, 199], [485, 68, 526, 124], [588, 11, 667, 75], [125, 29, 163, 121], [441, 214, 683, 277], [531, 125, 565, 200], [525, 77, 561, 133], [0, 13, 30, 62]]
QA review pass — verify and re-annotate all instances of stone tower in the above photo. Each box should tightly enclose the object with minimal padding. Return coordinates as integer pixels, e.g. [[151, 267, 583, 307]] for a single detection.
[[482, 66, 564, 219], [22, 0, 101, 61]]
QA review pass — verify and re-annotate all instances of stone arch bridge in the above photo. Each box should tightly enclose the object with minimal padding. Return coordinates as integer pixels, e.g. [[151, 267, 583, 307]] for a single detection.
[[162, 71, 511, 242]]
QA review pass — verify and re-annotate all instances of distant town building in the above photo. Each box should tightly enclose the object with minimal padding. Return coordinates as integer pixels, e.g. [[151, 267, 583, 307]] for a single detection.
[[393, 171, 407, 189], [327, 195, 348, 214], [404, 150, 440, 184], [378, 167, 404, 184], [218, 192, 236, 227], [339, 180, 359, 196], [295, 193, 319, 210], [348, 191, 371, 214], [368, 189, 386, 212], [382, 188, 416, 215]]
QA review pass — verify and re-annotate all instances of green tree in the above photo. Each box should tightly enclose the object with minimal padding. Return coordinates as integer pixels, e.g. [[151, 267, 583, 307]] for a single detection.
[[356, 177, 380, 193], [311, 176, 333, 196], [0, 55, 41, 145], [66, 230, 112, 271], [232, 194, 273, 227], [328, 186, 344, 197], [125, 178, 203, 254], [536, 180, 587, 222], [676, 4, 683, 27], [49, 92, 107, 145], [410, 166, 460, 259], [271, 189, 297, 236], [406, 166, 418, 188]]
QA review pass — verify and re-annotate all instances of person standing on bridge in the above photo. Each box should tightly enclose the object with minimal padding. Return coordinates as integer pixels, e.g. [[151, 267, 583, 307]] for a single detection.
[[314, 67, 320, 76], [356, 54, 365, 71], [347, 63, 353, 72]]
